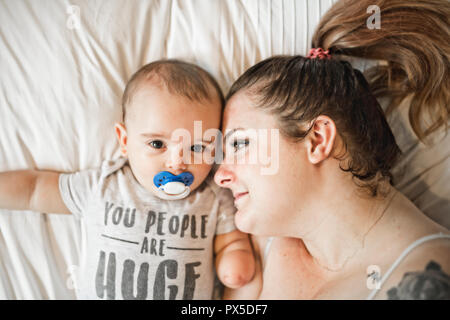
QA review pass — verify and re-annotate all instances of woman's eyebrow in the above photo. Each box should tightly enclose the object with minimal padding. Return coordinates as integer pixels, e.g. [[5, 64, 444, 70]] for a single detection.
[[224, 128, 245, 141]]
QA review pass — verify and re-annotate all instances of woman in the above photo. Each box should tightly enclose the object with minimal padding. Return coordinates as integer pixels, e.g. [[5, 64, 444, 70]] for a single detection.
[[214, 1, 449, 299]]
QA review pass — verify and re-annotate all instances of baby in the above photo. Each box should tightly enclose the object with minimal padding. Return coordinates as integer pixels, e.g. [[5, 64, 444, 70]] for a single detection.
[[0, 59, 255, 300]]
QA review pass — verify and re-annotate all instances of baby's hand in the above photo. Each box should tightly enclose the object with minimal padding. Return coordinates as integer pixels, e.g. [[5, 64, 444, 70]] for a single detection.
[[214, 230, 256, 289]]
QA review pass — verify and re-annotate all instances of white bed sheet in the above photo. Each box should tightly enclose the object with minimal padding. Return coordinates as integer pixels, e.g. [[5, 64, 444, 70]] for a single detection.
[[0, 0, 447, 300], [0, 0, 338, 299]]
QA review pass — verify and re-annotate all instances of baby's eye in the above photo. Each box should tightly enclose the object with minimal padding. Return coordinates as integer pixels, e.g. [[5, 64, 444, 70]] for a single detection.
[[230, 139, 249, 151], [191, 144, 206, 153], [149, 140, 165, 149]]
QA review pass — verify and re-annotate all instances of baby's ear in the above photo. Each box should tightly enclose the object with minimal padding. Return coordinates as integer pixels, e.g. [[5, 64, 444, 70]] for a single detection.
[[114, 123, 128, 156]]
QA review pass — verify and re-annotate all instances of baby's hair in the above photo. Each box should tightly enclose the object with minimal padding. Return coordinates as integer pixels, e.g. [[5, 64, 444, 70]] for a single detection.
[[227, 55, 401, 197], [122, 59, 224, 123]]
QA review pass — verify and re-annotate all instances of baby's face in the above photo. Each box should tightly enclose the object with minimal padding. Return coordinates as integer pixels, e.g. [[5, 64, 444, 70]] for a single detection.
[[115, 83, 222, 197]]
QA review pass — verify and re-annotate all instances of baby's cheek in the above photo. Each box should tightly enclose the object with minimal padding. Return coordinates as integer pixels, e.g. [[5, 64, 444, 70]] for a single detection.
[[129, 155, 159, 184], [189, 164, 213, 190]]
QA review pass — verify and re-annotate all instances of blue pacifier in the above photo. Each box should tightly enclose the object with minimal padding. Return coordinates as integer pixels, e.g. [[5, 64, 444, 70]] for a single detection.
[[153, 171, 194, 200]]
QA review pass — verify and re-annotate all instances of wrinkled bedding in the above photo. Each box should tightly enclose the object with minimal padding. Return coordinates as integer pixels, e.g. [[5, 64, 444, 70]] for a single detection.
[[0, 0, 447, 299]]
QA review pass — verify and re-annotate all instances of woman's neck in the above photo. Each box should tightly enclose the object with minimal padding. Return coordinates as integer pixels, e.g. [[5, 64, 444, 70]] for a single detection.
[[299, 184, 397, 273]]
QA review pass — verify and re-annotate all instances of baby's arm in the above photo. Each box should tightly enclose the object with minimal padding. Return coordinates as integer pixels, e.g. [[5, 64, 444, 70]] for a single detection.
[[0, 170, 70, 214], [214, 229, 255, 290], [222, 235, 263, 300]]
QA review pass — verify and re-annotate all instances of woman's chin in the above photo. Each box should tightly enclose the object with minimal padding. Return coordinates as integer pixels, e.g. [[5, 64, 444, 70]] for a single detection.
[[234, 209, 255, 234]]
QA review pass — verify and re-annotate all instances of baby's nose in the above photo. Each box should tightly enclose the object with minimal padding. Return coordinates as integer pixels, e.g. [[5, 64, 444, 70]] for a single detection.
[[165, 146, 187, 172]]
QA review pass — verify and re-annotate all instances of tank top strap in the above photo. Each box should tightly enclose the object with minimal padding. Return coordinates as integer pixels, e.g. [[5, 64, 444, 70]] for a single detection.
[[262, 237, 275, 272], [366, 232, 450, 300]]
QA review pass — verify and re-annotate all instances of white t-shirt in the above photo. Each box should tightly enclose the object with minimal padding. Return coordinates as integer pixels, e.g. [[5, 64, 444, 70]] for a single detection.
[[59, 157, 236, 300]]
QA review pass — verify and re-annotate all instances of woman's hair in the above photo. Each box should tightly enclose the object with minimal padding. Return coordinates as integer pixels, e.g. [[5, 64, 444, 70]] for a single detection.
[[312, 0, 450, 141], [227, 55, 401, 196]]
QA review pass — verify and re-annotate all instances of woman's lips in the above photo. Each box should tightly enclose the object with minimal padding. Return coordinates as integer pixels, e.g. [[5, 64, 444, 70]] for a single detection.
[[234, 192, 249, 203]]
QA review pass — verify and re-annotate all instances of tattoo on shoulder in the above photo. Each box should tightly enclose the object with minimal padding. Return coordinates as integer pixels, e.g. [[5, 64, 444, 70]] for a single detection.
[[387, 261, 450, 300]]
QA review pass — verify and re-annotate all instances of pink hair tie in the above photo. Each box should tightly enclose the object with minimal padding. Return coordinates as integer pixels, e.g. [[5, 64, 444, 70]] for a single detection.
[[307, 48, 331, 60]]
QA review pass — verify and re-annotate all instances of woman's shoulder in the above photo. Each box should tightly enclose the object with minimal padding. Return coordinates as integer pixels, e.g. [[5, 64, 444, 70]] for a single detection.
[[371, 231, 450, 300], [342, 189, 449, 299]]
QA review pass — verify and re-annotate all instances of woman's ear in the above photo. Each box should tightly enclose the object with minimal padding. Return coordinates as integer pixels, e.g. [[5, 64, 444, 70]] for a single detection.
[[305, 115, 336, 164], [114, 123, 128, 156]]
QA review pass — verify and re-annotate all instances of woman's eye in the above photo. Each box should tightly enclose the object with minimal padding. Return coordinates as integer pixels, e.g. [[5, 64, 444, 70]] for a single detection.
[[149, 140, 165, 149], [231, 139, 249, 151], [191, 144, 205, 153]]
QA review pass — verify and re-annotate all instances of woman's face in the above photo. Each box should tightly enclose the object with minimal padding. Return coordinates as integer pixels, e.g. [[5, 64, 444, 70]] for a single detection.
[[214, 91, 319, 236]]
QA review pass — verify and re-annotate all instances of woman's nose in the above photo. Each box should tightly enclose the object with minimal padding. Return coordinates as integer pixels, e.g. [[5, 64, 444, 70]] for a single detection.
[[165, 145, 187, 172], [214, 166, 235, 187]]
